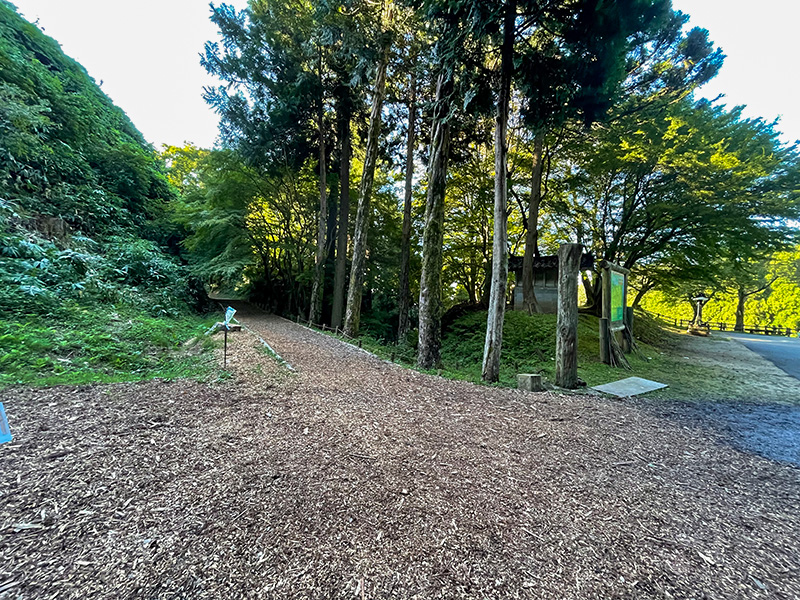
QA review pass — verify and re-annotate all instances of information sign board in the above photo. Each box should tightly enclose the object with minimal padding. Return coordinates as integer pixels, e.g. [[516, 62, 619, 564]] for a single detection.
[[610, 270, 625, 326]]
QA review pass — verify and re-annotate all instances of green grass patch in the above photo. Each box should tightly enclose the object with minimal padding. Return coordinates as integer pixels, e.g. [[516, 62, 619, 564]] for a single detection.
[[0, 305, 219, 387], [342, 308, 761, 401]]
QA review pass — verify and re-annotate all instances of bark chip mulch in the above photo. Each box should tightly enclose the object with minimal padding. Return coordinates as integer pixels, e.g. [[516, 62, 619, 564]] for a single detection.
[[1, 303, 798, 599]]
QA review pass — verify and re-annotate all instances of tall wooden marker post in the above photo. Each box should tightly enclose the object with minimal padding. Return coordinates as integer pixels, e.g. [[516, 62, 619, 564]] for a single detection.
[[555, 243, 583, 388]]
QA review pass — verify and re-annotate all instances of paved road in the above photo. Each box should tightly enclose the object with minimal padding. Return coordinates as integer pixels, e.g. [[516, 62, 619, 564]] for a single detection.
[[691, 332, 800, 466], [726, 332, 800, 381]]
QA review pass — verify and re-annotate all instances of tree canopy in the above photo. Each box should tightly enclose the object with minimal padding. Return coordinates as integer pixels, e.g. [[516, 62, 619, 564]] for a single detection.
[[173, 0, 800, 375], [6, 0, 797, 387]]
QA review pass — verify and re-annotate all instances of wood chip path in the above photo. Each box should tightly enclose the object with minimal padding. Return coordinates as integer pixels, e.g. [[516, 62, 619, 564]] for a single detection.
[[1, 303, 798, 599]]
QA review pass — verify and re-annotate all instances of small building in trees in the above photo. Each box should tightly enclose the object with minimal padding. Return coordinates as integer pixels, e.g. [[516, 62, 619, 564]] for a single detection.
[[510, 253, 594, 313]]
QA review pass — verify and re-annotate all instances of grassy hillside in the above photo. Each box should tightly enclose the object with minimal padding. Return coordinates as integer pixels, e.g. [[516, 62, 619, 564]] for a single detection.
[[0, 307, 218, 387], [0, 3, 218, 387], [437, 309, 678, 388], [345, 308, 772, 401]]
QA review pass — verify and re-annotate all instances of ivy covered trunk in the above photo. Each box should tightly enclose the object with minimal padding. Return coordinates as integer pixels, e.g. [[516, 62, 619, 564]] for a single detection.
[[522, 132, 544, 315], [331, 92, 351, 330], [397, 69, 417, 342], [481, 0, 514, 383], [343, 51, 388, 337], [309, 64, 327, 325], [416, 73, 452, 369]]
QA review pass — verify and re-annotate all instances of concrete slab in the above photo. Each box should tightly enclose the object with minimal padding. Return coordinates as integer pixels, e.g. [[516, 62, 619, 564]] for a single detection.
[[592, 377, 667, 398]]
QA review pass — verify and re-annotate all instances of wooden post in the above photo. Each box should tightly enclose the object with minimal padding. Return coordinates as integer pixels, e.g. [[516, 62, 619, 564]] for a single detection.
[[223, 327, 228, 369], [622, 306, 634, 353], [555, 243, 582, 388], [599, 318, 610, 365]]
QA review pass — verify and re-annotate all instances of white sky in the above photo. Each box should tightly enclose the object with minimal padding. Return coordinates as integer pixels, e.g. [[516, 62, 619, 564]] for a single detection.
[[671, 0, 799, 144], [11, 0, 249, 150], [11, 0, 800, 148]]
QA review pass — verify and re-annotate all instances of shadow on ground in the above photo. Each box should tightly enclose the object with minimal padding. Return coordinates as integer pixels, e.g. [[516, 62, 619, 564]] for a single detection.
[[704, 403, 800, 466], [642, 400, 800, 467]]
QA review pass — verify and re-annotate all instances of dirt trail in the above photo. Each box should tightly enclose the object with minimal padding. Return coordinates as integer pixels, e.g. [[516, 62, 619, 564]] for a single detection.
[[1, 305, 799, 599]]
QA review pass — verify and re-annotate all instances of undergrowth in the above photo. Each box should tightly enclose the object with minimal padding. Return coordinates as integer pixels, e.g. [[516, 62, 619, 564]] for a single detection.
[[0, 198, 223, 388], [0, 305, 219, 387], [338, 308, 752, 400]]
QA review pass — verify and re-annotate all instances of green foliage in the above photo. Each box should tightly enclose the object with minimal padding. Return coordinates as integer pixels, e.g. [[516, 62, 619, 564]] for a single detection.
[[0, 2, 172, 235], [185, 0, 795, 383], [0, 7, 217, 391], [0, 306, 217, 387], [0, 199, 209, 317], [171, 148, 320, 310], [0, 195, 216, 387], [347, 308, 783, 401], [161, 144, 210, 194], [202, 0, 383, 169], [544, 96, 800, 313], [640, 248, 800, 330]]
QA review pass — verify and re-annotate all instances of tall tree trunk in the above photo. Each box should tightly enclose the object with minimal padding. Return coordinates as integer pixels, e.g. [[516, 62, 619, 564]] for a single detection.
[[416, 73, 452, 369], [343, 51, 389, 337], [481, 0, 514, 383], [480, 260, 492, 307], [467, 276, 477, 305], [631, 284, 652, 308], [587, 271, 603, 316], [331, 92, 351, 329], [735, 287, 746, 332], [581, 272, 594, 308], [689, 299, 700, 326], [397, 68, 417, 342], [309, 55, 327, 325], [522, 132, 544, 314]]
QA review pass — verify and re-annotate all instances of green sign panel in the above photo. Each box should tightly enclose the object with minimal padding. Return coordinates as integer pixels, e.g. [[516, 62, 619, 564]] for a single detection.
[[610, 270, 625, 324]]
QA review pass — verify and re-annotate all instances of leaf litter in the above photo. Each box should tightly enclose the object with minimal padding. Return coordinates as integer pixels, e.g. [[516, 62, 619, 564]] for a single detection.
[[0, 303, 798, 599]]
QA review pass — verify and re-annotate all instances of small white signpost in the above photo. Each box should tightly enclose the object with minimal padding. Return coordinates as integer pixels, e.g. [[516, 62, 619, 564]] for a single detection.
[[223, 306, 236, 368]]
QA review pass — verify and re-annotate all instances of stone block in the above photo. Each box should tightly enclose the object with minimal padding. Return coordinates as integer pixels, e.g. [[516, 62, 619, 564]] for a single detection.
[[517, 373, 544, 392]]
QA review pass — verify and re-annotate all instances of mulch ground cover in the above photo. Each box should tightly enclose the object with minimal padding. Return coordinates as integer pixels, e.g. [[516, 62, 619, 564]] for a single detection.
[[1, 304, 798, 599]]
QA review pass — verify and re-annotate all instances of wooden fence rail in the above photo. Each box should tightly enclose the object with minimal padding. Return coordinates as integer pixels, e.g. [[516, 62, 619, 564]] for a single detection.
[[249, 302, 797, 339], [645, 311, 796, 337]]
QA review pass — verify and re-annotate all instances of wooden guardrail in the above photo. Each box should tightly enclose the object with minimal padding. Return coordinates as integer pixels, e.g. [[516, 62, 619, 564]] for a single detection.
[[645, 311, 796, 337]]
